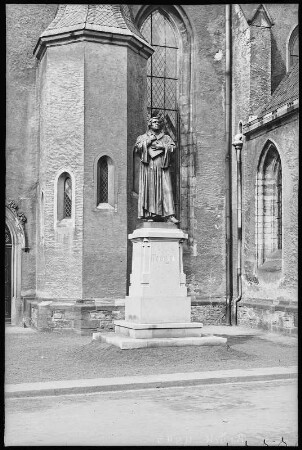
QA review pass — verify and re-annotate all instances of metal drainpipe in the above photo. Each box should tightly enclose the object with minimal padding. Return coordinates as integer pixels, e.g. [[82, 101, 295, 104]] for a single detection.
[[232, 134, 243, 325], [225, 4, 233, 326]]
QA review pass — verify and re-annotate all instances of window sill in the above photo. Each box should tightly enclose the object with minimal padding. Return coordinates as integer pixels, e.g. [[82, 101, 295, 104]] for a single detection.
[[56, 218, 73, 227], [258, 249, 282, 273], [96, 203, 115, 211]]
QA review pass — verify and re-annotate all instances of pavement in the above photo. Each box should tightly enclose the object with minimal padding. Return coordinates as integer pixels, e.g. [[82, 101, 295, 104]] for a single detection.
[[5, 379, 298, 446], [5, 324, 298, 399]]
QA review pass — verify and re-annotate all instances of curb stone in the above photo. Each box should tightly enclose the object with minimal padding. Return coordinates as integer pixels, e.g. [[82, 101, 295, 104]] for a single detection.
[[5, 366, 297, 399]]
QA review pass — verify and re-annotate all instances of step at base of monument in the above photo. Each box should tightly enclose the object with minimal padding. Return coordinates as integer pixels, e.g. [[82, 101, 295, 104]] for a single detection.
[[114, 320, 204, 339], [96, 332, 227, 350]]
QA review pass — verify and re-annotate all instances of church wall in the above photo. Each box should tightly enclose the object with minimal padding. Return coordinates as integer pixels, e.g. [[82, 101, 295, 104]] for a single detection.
[[231, 5, 251, 299], [231, 3, 298, 333], [6, 4, 299, 334], [126, 48, 149, 291], [82, 42, 129, 299], [182, 5, 227, 304], [241, 114, 298, 306], [232, 5, 251, 127], [267, 4, 299, 92], [249, 25, 272, 114], [6, 4, 57, 298], [130, 5, 228, 306], [37, 43, 85, 299]]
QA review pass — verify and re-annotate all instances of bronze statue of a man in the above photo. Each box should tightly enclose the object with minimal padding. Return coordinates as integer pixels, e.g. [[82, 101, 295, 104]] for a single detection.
[[134, 114, 179, 223]]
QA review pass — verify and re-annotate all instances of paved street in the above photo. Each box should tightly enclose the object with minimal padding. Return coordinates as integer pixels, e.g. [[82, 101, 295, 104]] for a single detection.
[[5, 379, 297, 446]]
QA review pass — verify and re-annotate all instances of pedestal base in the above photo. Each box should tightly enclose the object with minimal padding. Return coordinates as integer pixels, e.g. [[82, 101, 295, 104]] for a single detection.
[[114, 320, 203, 339], [96, 332, 227, 350], [94, 320, 227, 349], [99, 224, 227, 349]]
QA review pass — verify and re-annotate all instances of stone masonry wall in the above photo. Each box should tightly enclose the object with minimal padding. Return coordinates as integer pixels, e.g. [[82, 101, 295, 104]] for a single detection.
[[242, 116, 298, 304], [249, 25, 271, 115], [25, 301, 125, 335], [127, 48, 149, 292], [191, 302, 226, 325], [267, 4, 299, 92], [83, 42, 128, 299], [7, 5, 299, 329], [37, 43, 85, 300], [6, 4, 57, 298], [25, 298, 296, 335], [238, 301, 298, 335], [131, 5, 227, 303], [182, 4, 227, 301]]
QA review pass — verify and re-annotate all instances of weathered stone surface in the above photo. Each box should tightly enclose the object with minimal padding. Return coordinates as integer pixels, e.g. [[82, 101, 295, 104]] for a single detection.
[[99, 333, 227, 350], [237, 300, 298, 334], [191, 303, 226, 325], [126, 225, 190, 323], [115, 321, 203, 339]]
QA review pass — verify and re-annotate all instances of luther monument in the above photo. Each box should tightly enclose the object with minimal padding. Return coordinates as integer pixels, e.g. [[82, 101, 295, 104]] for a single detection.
[[98, 115, 226, 348]]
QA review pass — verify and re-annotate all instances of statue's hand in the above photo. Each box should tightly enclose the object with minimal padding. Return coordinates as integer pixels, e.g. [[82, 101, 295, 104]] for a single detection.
[[148, 135, 157, 144], [154, 142, 164, 150]]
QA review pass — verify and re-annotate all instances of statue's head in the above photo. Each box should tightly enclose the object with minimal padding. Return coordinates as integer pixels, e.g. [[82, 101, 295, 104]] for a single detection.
[[148, 112, 164, 131]]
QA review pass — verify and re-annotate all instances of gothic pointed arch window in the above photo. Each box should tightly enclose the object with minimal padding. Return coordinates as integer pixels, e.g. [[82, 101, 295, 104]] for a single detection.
[[136, 6, 192, 226], [139, 8, 181, 217], [256, 142, 282, 270], [288, 25, 299, 70], [141, 10, 179, 136]]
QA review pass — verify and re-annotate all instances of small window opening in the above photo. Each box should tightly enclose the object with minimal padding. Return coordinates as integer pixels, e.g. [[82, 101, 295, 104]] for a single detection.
[[64, 177, 72, 218], [288, 26, 299, 70], [57, 172, 73, 222], [98, 158, 109, 204], [97, 156, 114, 208]]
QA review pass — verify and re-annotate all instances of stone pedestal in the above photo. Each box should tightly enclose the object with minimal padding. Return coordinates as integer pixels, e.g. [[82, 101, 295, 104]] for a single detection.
[[99, 223, 226, 349], [125, 223, 190, 324]]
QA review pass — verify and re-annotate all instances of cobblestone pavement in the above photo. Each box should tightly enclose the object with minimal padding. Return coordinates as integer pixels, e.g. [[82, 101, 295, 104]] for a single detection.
[[5, 326, 297, 384], [5, 379, 298, 446]]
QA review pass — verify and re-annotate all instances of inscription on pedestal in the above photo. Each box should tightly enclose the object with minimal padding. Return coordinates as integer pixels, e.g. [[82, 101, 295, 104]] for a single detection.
[[127, 225, 189, 315], [151, 253, 176, 263]]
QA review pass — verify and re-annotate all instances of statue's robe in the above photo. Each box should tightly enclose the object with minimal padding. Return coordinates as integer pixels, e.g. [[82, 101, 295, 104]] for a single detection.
[[134, 130, 176, 219]]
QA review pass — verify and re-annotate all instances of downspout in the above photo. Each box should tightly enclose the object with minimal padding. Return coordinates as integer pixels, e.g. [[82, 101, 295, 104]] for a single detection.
[[232, 134, 243, 324], [225, 4, 233, 325]]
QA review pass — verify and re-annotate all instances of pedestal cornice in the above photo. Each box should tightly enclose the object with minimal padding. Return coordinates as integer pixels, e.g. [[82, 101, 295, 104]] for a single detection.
[[129, 225, 188, 240]]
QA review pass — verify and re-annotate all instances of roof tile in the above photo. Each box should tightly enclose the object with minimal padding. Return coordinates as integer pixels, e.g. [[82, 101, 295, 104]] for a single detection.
[[257, 62, 299, 116]]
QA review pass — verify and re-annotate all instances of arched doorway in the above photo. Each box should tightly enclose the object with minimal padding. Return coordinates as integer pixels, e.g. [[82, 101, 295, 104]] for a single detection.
[[5, 225, 12, 322], [5, 201, 27, 325]]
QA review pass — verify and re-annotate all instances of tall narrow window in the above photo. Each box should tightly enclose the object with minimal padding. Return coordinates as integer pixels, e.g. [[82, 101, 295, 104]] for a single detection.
[[141, 10, 179, 134], [256, 143, 282, 268], [57, 171, 73, 222], [64, 178, 72, 218], [98, 157, 108, 204], [97, 155, 115, 208], [40, 191, 45, 241], [140, 9, 180, 214], [288, 25, 299, 70]]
